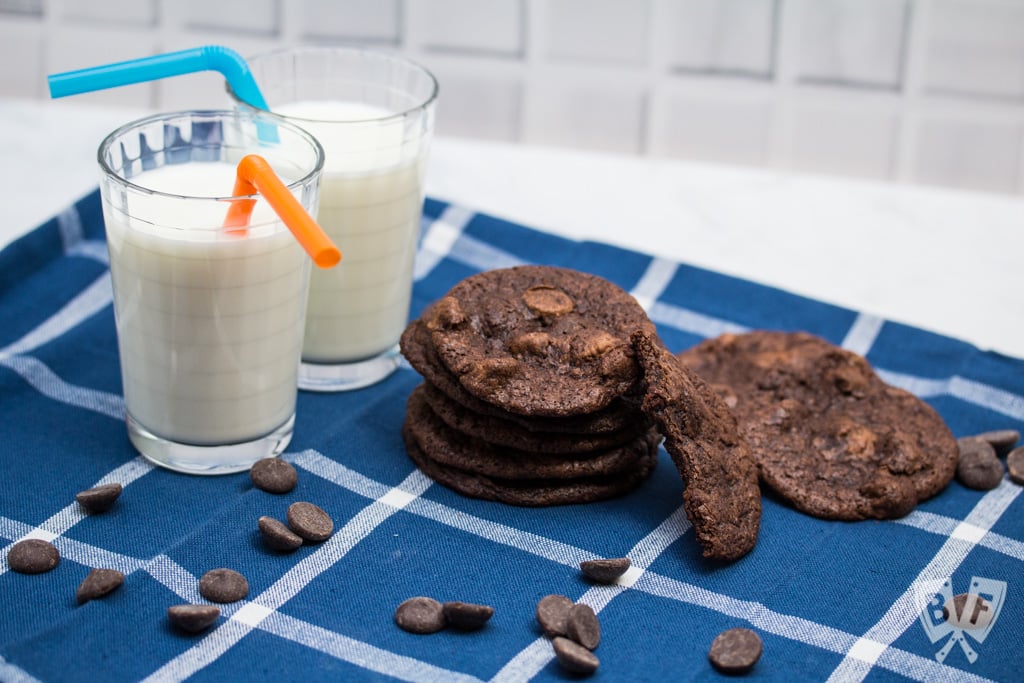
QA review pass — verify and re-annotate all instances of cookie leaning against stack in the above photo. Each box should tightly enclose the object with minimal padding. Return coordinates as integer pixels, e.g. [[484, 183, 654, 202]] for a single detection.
[[400, 266, 660, 507]]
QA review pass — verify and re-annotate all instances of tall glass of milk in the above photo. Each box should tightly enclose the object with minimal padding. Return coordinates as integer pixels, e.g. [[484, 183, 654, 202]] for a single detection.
[[229, 47, 438, 392], [98, 110, 325, 474]]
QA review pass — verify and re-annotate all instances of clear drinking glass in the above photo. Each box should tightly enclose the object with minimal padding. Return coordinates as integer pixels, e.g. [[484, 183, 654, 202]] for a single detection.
[[229, 47, 438, 392], [98, 110, 324, 474]]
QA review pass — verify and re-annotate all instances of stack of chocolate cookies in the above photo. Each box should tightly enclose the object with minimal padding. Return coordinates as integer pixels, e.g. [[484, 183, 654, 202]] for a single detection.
[[399, 266, 660, 507]]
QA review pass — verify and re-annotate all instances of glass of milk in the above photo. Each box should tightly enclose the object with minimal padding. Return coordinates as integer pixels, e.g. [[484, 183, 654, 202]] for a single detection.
[[229, 47, 438, 392], [98, 109, 325, 474]]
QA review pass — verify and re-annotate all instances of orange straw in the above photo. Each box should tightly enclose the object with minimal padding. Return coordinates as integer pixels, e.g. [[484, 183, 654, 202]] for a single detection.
[[223, 155, 341, 269]]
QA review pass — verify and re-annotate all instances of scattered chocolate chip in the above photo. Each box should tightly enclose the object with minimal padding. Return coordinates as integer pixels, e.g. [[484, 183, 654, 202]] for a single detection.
[[566, 603, 601, 650], [249, 458, 298, 494], [1007, 446, 1024, 486], [708, 627, 763, 674], [552, 636, 600, 675], [258, 516, 303, 552], [168, 604, 221, 633], [442, 601, 494, 630], [958, 437, 996, 460], [286, 502, 333, 542], [972, 429, 1020, 458], [198, 568, 249, 604], [536, 594, 573, 637], [75, 483, 123, 513], [394, 597, 446, 634], [7, 539, 60, 574], [76, 568, 125, 604], [580, 557, 631, 584], [956, 440, 1004, 490]]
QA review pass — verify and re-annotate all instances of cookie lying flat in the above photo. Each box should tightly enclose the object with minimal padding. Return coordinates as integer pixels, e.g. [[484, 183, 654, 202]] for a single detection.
[[678, 331, 958, 521], [631, 331, 761, 561], [420, 382, 645, 454], [424, 266, 656, 417], [401, 424, 658, 507], [406, 385, 658, 480], [401, 319, 636, 435]]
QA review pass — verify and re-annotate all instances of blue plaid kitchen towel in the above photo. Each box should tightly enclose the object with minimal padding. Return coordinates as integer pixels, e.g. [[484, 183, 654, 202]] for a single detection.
[[1, 190, 1023, 683]]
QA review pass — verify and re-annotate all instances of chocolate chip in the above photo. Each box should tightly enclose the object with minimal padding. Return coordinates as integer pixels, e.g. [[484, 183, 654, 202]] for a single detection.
[[198, 568, 249, 603], [168, 604, 221, 633], [442, 601, 494, 630], [552, 636, 600, 675], [580, 557, 631, 584], [287, 502, 333, 542], [258, 516, 303, 552], [972, 429, 1020, 458], [249, 458, 298, 494], [708, 627, 763, 674], [7, 539, 60, 574], [956, 440, 1004, 490], [75, 483, 123, 513], [1007, 446, 1024, 486], [536, 594, 573, 637], [427, 296, 466, 330], [522, 285, 574, 317], [394, 597, 446, 634], [76, 568, 125, 604], [566, 603, 601, 650], [958, 437, 996, 460]]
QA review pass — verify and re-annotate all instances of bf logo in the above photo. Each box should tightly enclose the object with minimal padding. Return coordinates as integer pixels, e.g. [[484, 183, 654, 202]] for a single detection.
[[918, 576, 1007, 664]]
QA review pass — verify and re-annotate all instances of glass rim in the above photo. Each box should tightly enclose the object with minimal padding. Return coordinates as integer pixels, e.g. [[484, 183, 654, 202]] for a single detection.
[[227, 45, 440, 125], [97, 108, 326, 202]]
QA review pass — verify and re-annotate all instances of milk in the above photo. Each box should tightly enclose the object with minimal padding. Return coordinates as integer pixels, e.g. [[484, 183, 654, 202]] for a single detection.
[[103, 162, 310, 445], [274, 101, 428, 363]]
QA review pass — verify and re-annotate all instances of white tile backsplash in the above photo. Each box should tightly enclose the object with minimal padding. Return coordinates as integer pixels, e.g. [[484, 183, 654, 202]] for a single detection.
[[171, 0, 280, 36], [650, 90, 773, 166], [912, 117, 1022, 194], [297, 0, 400, 44], [668, 0, 776, 78], [8, 0, 1024, 195], [545, 0, 651, 66], [413, 0, 522, 56], [0, 18, 43, 97], [426, 64, 522, 141], [796, 0, 908, 89], [524, 77, 645, 153], [926, 0, 1024, 100], [53, 0, 156, 26], [788, 103, 897, 179]]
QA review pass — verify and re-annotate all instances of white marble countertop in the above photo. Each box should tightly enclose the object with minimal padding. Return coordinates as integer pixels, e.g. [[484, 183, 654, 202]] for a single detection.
[[2, 98, 1022, 359]]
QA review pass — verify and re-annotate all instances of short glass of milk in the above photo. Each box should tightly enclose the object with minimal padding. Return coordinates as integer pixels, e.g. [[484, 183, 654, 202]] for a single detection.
[[98, 109, 325, 474], [229, 47, 438, 392]]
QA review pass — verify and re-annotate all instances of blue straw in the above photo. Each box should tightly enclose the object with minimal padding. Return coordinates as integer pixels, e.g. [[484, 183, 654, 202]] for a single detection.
[[48, 45, 268, 110]]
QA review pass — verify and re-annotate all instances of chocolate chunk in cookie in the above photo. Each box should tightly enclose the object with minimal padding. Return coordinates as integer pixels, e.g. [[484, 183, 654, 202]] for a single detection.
[[425, 266, 655, 417], [631, 330, 761, 562], [678, 331, 958, 521], [401, 319, 635, 435]]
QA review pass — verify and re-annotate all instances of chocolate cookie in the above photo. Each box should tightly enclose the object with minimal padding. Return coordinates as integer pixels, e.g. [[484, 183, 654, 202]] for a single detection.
[[401, 318, 636, 434], [402, 425, 658, 507], [678, 331, 958, 521], [420, 382, 645, 454], [406, 385, 658, 480], [631, 331, 761, 561], [423, 266, 656, 417]]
